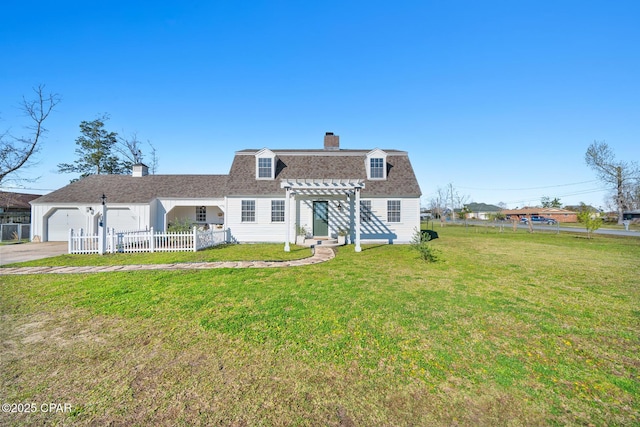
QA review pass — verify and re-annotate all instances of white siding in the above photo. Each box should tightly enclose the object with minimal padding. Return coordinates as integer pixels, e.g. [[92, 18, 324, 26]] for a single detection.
[[226, 197, 289, 243], [359, 197, 420, 244], [227, 195, 420, 244]]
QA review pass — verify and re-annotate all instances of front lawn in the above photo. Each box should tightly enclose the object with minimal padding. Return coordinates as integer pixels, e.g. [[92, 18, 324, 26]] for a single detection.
[[1, 227, 638, 425]]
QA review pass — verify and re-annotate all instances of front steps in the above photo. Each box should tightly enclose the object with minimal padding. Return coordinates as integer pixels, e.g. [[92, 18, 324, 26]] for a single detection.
[[299, 237, 344, 248]]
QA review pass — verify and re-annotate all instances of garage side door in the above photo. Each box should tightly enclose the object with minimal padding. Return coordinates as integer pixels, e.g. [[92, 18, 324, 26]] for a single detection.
[[47, 208, 85, 241]]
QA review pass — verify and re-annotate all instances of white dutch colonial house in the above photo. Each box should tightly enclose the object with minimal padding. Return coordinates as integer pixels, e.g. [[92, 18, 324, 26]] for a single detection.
[[30, 133, 422, 251]]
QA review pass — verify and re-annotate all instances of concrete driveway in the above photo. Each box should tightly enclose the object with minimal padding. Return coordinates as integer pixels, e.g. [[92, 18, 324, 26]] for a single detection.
[[0, 242, 68, 266]]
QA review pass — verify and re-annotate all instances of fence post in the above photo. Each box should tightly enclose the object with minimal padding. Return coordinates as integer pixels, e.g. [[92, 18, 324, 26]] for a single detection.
[[79, 228, 84, 252], [193, 226, 198, 252], [111, 228, 117, 253], [98, 228, 103, 255], [68, 229, 73, 254], [149, 227, 155, 253]]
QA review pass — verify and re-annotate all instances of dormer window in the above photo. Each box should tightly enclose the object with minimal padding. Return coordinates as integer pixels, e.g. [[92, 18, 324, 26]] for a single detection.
[[255, 148, 276, 180], [370, 158, 384, 178], [366, 148, 388, 180], [258, 158, 272, 178]]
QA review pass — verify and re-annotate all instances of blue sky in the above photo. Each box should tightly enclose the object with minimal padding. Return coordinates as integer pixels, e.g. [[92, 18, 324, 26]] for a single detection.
[[1, 1, 638, 209]]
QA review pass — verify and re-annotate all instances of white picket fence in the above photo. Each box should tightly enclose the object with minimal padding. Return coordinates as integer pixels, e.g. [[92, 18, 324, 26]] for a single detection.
[[68, 226, 228, 255]]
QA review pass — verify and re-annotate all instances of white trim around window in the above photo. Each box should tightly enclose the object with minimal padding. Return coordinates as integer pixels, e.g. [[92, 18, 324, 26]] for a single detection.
[[365, 148, 388, 180], [255, 148, 276, 180], [387, 200, 401, 223], [241, 200, 256, 222], [271, 199, 285, 222]]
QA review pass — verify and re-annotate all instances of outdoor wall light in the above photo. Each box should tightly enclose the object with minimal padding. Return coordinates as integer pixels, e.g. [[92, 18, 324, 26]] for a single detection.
[[337, 202, 343, 211], [101, 194, 107, 205]]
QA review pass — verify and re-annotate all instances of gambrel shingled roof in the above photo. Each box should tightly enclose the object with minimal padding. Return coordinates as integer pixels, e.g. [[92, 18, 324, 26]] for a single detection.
[[228, 149, 421, 197]]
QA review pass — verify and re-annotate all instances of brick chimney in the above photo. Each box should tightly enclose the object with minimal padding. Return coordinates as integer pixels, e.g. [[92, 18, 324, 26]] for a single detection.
[[324, 132, 339, 150]]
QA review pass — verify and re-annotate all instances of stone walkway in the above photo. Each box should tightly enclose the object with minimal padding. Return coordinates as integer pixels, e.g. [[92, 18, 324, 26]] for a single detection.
[[0, 246, 335, 275]]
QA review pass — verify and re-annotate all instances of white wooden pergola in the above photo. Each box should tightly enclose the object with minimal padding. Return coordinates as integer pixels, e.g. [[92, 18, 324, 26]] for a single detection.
[[280, 179, 365, 252]]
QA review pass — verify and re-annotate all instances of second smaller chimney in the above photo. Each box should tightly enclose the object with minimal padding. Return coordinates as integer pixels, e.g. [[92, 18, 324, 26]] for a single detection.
[[324, 132, 339, 150], [132, 163, 149, 177]]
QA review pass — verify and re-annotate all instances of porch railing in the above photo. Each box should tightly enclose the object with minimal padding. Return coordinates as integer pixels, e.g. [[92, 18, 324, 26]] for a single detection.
[[69, 226, 228, 254]]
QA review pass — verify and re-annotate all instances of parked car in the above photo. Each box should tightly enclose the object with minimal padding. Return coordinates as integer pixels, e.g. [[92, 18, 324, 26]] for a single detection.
[[526, 216, 558, 225]]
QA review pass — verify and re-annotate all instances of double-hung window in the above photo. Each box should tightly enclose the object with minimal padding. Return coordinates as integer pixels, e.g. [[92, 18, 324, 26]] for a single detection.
[[258, 158, 272, 178], [387, 200, 401, 223], [370, 158, 385, 179], [271, 200, 285, 222], [241, 200, 256, 222]]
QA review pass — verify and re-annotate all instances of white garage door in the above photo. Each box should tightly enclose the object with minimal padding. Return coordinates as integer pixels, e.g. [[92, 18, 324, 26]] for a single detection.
[[47, 208, 86, 241], [106, 208, 139, 232]]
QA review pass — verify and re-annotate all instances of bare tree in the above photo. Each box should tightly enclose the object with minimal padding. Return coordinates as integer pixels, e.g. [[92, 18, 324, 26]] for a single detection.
[[148, 141, 159, 174], [116, 132, 144, 166], [585, 141, 639, 224], [0, 85, 61, 186], [116, 132, 159, 174], [429, 187, 448, 226], [447, 183, 470, 222]]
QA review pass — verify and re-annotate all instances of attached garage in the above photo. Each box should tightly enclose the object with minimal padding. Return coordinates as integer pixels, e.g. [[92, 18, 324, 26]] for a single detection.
[[46, 208, 86, 241]]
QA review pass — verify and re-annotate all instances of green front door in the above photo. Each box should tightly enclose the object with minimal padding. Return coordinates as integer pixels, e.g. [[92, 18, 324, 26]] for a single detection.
[[313, 201, 329, 237]]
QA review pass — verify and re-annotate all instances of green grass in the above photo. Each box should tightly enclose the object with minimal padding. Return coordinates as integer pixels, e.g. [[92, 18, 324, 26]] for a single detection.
[[1, 226, 639, 425]]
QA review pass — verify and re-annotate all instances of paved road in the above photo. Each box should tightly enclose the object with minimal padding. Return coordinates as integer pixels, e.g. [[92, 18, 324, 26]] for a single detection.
[[453, 220, 640, 237], [0, 242, 68, 266]]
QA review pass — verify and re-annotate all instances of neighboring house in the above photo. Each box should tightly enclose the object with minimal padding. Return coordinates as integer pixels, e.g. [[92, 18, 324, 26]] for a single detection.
[[501, 207, 578, 223], [564, 204, 600, 213], [30, 133, 422, 251], [0, 191, 41, 224], [463, 202, 502, 220]]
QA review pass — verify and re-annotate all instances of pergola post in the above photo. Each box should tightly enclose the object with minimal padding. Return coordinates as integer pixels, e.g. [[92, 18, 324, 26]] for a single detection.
[[354, 187, 362, 252], [284, 186, 291, 252]]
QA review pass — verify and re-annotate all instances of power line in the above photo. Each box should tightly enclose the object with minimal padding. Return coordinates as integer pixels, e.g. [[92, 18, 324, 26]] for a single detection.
[[0, 186, 55, 192], [502, 187, 608, 206], [457, 180, 599, 192]]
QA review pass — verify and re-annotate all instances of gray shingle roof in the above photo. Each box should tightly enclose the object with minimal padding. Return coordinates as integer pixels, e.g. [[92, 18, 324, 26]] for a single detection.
[[0, 191, 42, 209], [227, 150, 422, 197], [32, 174, 229, 204], [33, 148, 422, 204]]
